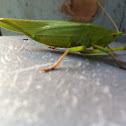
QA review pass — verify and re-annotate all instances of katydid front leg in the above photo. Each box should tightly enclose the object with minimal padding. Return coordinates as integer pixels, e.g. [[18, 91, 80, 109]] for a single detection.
[[80, 47, 126, 54], [93, 45, 126, 70]]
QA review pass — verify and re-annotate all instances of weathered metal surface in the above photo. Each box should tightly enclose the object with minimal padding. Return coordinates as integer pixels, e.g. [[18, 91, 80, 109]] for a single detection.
[[0, 36, 126, 126], [0, 0, 126, 42]]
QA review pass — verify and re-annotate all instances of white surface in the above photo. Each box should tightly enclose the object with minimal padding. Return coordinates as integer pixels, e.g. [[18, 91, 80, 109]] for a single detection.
[[0, 36, 126, 126]]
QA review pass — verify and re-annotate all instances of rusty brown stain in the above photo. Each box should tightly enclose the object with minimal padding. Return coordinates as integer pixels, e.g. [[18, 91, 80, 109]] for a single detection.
[[62, 0, 98, 23]]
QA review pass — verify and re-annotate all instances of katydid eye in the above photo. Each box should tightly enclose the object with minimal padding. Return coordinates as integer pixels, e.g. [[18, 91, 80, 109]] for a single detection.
[[112, 33, 117, 36]]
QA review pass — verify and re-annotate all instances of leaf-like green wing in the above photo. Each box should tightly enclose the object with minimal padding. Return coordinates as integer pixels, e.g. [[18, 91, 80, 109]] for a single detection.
[[0, 18, 52, 34], [0, 18, 84, 35]]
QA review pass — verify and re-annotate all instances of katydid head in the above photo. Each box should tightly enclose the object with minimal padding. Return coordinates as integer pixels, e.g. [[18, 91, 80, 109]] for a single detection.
[[108, 31, 123, 41], [97, 1, 119, 33], [96, 30, 123, 47], [112, 32, 123, 37], [97, 1, 124, 43]]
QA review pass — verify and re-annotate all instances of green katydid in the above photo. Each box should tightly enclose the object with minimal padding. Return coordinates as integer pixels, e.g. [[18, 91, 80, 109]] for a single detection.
[[0, 1, 126, 72]]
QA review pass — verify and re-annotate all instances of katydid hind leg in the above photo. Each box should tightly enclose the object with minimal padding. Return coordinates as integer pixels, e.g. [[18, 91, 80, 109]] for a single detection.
[[93, 45, 126, 70], [41, 45, 86, 72], [42, 49, 70, 72]]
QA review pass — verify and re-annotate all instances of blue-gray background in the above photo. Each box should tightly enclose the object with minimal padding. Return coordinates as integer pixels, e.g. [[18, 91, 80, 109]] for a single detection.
[[0, 0, 126, 42]]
